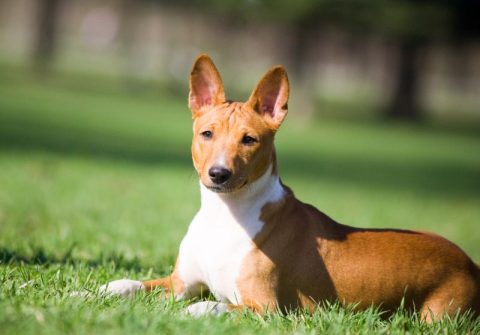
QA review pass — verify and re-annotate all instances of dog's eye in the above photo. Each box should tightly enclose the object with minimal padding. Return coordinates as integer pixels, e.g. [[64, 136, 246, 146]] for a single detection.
[[200, 131, 213, 139], [241, 135, 257, 145]]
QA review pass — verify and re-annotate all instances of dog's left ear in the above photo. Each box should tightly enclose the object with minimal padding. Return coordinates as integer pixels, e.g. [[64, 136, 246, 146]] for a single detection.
[[246, 66, 289, 130]]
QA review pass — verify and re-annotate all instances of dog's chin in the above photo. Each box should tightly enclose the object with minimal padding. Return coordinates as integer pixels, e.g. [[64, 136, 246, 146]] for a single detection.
[[204, 180, 248, 194]]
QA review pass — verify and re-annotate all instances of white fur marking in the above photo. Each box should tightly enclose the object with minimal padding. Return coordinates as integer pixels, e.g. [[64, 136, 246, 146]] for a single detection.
[[177, 165, 284, 304], [98, 279, 144, 297], [215, 153, 227, 167], [185, 301, 229, 317], [19, 280, 35, 289]]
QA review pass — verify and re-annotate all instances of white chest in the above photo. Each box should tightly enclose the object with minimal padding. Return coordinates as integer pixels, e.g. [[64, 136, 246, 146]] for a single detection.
[[176, 166, 284, 304], [178, 208, 260, 303]]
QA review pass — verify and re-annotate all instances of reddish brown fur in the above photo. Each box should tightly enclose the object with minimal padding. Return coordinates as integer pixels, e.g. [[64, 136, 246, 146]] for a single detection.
[[144, 54, 480, 321], [192, 102, 276, 191], [143, 259, 185, 295], [238, 187, 480, 319]]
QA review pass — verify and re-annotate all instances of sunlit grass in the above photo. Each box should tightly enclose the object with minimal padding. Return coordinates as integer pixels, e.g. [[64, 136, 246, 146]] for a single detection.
[[0, 65, 479, 334]]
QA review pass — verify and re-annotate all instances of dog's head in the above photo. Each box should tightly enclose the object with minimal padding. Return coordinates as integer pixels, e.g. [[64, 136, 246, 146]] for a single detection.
[[189, 54, 289, 194]]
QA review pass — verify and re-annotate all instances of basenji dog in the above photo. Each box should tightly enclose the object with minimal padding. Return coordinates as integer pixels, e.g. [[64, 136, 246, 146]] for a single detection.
[[100, 54, 480, 321]]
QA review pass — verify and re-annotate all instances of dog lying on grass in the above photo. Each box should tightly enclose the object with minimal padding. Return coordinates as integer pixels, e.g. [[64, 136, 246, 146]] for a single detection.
[[96, 54, 480, 321]]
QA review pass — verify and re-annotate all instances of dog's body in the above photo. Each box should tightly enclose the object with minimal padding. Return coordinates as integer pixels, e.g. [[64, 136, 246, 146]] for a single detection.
[[102, 55, 480, 321]]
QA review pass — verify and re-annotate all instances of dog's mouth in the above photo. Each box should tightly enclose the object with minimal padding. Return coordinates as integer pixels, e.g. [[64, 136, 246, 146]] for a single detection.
[[205, 179, 248, 194]]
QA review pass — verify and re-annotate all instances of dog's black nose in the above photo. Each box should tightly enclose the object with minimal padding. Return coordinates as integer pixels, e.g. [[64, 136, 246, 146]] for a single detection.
[[208, 166, 232, 184]]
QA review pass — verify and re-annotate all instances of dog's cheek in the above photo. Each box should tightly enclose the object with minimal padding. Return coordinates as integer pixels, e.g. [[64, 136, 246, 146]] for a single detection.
[[191, 141, 206, 175], [239, 146, 267, 182], [256, 141, 275, 176]]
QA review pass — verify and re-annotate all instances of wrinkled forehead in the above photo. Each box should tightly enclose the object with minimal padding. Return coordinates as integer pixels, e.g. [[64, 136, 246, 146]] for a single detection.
[[193, 102, 271, 134]]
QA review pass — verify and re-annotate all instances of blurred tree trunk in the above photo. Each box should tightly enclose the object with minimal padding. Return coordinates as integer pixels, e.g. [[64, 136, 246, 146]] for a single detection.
[[34, 0, 60, 71], [286, 20, 317, 118], [118, 0, 144, 91], [387, 40, 422, 120], [288, 16, 319, 83], [290, 23, 310, 82]]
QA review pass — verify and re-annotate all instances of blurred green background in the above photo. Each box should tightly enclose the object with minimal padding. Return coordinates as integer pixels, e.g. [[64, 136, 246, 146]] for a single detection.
[[0, 0, 479, 268], [0, 1, 479, 333]]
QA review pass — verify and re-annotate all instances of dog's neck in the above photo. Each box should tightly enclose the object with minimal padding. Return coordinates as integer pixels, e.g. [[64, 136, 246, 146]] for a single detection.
[[199, 164, 284, 237]]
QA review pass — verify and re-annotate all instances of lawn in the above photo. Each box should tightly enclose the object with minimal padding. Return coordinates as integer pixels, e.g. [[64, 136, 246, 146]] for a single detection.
[[0, 65, 479, 334]]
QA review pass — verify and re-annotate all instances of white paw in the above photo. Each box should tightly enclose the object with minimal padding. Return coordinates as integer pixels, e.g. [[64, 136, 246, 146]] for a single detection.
[[185, 301, 229, 317], [98, 279, 144, 297], [19, 280, 35, 289]]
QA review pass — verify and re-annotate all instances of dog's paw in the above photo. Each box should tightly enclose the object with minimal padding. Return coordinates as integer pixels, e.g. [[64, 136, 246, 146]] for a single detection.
[[98, 279, 144, 297], [185, 301, 229, 317]]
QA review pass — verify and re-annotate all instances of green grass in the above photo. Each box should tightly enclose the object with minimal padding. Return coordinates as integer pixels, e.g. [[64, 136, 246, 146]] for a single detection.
[[0, 65, 479, 334]]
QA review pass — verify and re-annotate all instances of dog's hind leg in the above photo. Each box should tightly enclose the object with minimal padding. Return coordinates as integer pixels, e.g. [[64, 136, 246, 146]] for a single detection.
[[97, 278, 145, 297], [185, 301, 230, 317], [185, 301, 264, 317], [420, 273, 480, 323]]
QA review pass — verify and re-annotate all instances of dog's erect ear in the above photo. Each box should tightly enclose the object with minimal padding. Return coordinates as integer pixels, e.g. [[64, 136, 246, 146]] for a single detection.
[[246, 66, 289, 129], [189, 54, 226, 117]]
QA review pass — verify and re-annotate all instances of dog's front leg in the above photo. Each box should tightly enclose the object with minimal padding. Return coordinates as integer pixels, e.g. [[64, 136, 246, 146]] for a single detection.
[[98, 272, 185, 298], [142, 271, 185, 296], [98, 259, 187, 298]]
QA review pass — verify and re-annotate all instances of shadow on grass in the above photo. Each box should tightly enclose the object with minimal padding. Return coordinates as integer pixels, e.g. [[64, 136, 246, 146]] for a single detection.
[[0, 114, 192, 167], [0, 246, 145, 271], [278, 152, 480, 198], [0, 112, 479, 199]]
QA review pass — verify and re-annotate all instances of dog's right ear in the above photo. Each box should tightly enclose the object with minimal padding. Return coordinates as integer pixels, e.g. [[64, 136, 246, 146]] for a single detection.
[[188, 54, 226, 118]]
